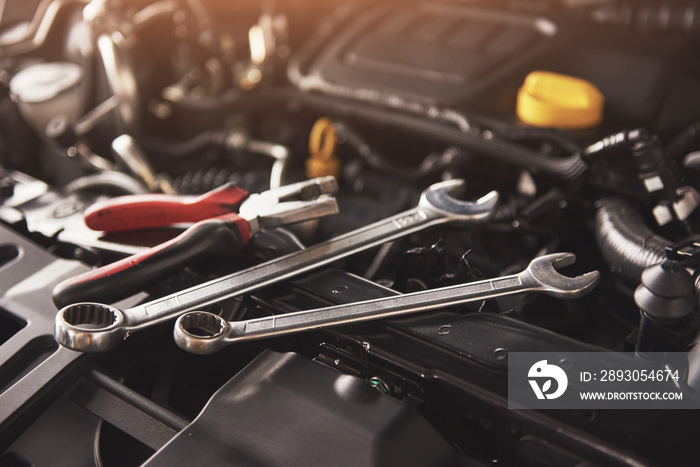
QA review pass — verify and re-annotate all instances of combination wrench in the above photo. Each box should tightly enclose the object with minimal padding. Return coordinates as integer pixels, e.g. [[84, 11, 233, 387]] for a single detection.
[[173, 253, 600, 354], [55, 179, 498, 352]]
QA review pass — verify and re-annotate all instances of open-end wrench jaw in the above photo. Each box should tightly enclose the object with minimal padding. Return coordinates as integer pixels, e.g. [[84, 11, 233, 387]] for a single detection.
[[420, 179, 499, 221], [523, 252, 601, 299]]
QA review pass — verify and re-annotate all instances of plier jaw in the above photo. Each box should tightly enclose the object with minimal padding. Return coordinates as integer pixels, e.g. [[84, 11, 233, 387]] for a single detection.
[[262, 175, 338, 204], [246, 197, 339, 232], [239, 176, 339, 232]]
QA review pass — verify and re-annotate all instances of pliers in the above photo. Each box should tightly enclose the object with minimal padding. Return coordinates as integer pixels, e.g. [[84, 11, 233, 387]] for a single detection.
[[52, 177, 339, 307]]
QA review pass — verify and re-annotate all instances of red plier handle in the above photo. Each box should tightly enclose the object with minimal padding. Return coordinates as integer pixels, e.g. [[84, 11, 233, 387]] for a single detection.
[[53, 212, 251, 307], [54, 177, 340, 307], [84, 184, 249, 233]]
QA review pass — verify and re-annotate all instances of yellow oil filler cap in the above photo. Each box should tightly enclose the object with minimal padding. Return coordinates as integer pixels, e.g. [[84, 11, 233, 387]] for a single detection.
[[516, 71, 604, 129], [306, 117, 341, 178]]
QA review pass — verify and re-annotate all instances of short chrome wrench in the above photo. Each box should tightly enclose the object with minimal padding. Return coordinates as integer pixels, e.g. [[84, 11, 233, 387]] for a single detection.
[[173, 253, 600, 354], [55, 179, 498, 352]]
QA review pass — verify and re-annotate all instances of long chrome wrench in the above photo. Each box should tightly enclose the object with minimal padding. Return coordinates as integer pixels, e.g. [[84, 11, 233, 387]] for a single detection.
[[55, 179, 498, 352], [173, 253, 600, 354]]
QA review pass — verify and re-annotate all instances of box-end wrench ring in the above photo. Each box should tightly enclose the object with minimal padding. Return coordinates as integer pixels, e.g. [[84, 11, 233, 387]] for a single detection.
[[173, 252, 600, 354], [54, 179, 498, 352]]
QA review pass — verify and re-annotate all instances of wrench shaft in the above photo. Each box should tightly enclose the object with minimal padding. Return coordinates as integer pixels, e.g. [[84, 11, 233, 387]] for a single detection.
[[128, 206, 445, 328], [225, 273, 529, 342]]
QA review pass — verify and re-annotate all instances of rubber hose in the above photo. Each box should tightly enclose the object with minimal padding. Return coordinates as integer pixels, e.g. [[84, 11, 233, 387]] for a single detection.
[[498, 127, 581, 155], [299, 92, 587, 180], [65, 171, 149, 195], [666, 120, 700, 161], [173, 168, 269, 194], [173, 168, 236, 194], [595, 198, 671, 284]]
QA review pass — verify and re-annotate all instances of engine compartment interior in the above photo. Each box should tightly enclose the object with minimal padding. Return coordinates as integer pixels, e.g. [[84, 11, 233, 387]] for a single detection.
[[1, 0, 700, 465]]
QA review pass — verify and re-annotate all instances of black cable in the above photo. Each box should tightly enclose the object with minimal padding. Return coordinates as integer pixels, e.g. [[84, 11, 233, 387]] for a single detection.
[[93, 419, 105, 467], [299, 92, 588, 180], [666, 120, 700, 160], [498, 127, 581, 155], [336, 122, 463, 180], [65, 171, 149, 196], [139, 130, 227, 159]]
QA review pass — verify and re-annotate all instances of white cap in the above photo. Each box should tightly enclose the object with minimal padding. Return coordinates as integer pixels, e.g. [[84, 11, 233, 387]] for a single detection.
[[9, 62, 83, 104]]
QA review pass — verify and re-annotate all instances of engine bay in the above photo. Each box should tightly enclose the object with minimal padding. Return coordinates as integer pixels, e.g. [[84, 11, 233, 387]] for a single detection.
[[1, 0, 700, 465]]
